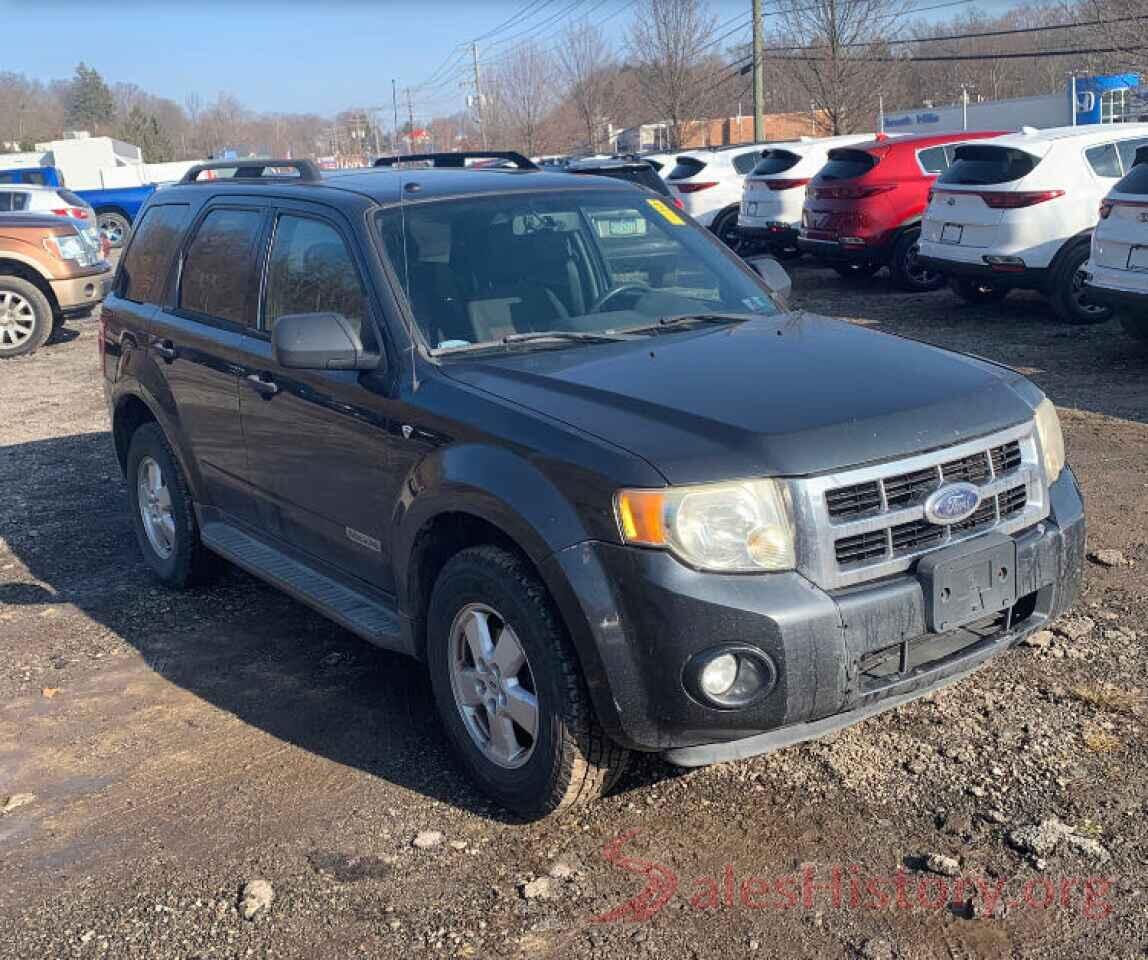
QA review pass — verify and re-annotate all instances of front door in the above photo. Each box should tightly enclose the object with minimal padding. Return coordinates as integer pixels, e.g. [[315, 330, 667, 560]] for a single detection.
[[236, 204, 402, 590]]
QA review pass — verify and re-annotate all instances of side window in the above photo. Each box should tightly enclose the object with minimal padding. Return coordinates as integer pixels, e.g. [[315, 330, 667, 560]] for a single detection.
[[179, 208, 264, 325], [264, 215, 370, 340], [917, 146, 949, 174], [1085, 143, 1122, 178], [119, 203, 192, 304], [732, 152, 761, 175], [12, 191, 29, 211], [24, 170, 47, 186], [0, 192, 11, 212], [1117, 138, 1148, 174]]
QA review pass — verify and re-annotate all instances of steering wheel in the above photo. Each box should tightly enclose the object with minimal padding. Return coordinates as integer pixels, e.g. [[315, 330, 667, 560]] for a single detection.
[[591, 282, 651, 313]]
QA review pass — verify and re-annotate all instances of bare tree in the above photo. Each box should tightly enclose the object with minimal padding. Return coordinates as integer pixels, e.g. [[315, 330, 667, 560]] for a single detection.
[[628, 0, 720, 148], [489, 43, 555, 155], [1080, 0, 1148, 78], [769, 0, 908, 134], [558, 21, 617, 152]]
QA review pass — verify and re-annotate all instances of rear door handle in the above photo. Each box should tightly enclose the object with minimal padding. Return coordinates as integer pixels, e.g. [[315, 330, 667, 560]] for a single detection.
[[245, 373, 279, 398], [152, 339, 177, 362]]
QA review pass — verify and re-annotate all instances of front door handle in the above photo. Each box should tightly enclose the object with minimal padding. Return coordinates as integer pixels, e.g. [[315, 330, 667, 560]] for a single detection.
[[245, 373, 279, 398], [152, 339, 177, 362]]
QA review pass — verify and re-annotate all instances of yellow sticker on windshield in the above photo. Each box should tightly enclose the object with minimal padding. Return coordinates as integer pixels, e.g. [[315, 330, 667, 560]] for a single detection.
[[647, 198, 685, 225]]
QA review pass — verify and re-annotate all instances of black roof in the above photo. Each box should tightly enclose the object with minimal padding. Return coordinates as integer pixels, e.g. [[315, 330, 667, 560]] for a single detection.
[[156, 166, 634, 209]]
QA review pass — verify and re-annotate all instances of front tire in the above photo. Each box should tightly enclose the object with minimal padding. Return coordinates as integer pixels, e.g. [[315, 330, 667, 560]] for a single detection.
[[1049, 243, 1112, 325], [126, 423, 215, 588], [890, 230, 946, 292], [426, 545, 629, 819], [0, 276, 53, 358], [711, 207, 749, 256], [951, 276, 1009, 304]]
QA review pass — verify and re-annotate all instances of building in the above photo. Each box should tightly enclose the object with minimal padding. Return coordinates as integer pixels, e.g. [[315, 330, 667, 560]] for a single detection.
[[881, 74, 1144, 135], [614, 110, 831, 153]]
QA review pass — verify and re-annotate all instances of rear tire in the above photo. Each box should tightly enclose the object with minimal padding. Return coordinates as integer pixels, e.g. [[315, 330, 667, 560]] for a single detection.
[[97, 210, 131, 250], [0, 276, 53, 359], [951, 276, 1009, 304], [1049, 242, 1112, 325], [890, 229, 946, 292], [1121, 313, 1148, 341], [126, 423, 216, 588], [426, 545, 629, 820]]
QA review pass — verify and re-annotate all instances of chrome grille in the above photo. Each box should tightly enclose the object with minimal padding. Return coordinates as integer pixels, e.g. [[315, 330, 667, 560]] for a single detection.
[[790, 423, 1049, 590]]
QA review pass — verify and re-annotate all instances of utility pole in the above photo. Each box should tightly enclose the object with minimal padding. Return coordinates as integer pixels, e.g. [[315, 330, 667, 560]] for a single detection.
[[392, 79, 400, 153], [406, 87, 415, 152], [752, 0, 764, 142], [472, 41, 487, 149]]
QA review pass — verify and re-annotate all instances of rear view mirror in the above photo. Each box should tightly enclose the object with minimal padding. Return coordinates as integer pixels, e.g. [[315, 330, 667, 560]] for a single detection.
[[746, 256, 792, 301], [272, 313, 380, 371]]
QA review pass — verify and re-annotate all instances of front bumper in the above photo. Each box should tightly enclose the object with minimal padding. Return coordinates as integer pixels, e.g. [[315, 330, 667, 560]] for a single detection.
[[50, 268, 113, 314], [918, 254, 1048, 290], [546, 468, 1085, 759]]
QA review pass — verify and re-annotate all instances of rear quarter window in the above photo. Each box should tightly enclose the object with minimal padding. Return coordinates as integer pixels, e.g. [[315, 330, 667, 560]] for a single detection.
[[819, 149, 877, 181], [119, 204, 192, 304], [917, 145, 950, 174], [1085, 143, 1122, 178], [939, 145, 1041, 185], [668, 157, 706, 180], [1117, 138, 1148, 175], [732, 151, 763, 175], [0, 191, 29, 212]]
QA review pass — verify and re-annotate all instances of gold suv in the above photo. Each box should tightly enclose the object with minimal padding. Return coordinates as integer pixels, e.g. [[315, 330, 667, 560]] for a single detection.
[[0, 214, 112, 358]]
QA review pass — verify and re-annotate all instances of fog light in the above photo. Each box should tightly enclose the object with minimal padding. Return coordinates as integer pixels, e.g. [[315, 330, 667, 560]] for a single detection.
[[983, 254, 1026, 272], [700, 653, 738, 697], [685, 645, 777, 710]]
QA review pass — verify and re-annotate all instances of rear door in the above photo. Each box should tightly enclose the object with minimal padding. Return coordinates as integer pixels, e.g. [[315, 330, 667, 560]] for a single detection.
[[236, 200, 400, 587], [152, 200, 270, 524]]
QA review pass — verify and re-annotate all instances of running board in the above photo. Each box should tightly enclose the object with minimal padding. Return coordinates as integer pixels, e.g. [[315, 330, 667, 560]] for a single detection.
[[201, 521, 403, 648]]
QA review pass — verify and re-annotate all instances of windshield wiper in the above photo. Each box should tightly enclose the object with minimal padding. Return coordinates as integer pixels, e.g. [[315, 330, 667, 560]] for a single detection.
[[622, 312, 759, 335], [501, 330, 640, 344]]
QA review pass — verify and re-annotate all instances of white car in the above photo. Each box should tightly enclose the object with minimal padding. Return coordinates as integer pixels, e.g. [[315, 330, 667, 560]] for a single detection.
[[918, 123, 1148, 322], [738, 134, 875, 257], [1084, 144, 1148, 341], [665, 144, 774, 248], [0, 182, 102, 250]]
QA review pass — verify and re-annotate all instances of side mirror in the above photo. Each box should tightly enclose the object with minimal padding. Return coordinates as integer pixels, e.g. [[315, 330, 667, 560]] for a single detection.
[[271, 313, 380, 371], [746, 256, 792, 301]]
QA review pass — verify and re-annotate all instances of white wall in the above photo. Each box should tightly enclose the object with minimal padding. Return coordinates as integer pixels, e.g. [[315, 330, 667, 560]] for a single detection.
[[883, 93, 1068, 135]]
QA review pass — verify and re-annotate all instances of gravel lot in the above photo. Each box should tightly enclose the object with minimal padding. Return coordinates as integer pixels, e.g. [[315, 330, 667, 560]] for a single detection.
[[1, 262, 1146, 959]]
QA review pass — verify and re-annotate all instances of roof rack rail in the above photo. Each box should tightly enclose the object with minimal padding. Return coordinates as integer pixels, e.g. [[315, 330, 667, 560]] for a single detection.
[[179, 158, 323, 184], [372, 151, 539, 171]]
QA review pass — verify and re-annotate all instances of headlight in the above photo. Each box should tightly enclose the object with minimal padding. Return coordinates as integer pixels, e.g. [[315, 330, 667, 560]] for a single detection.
[[42, 234, 92, 265], [615, 479, 795, 572], [1033, 397, 1065, 484]]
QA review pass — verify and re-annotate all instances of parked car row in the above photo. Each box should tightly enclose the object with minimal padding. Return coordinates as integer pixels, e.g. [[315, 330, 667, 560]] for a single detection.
[[653, 123, 1148, 337]]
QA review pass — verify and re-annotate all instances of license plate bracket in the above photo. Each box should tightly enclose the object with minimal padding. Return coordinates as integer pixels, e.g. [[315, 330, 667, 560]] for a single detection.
[[941, 223, 963, 244], [1128, 245, 1148, 272], [916, 532, 1017, 633]]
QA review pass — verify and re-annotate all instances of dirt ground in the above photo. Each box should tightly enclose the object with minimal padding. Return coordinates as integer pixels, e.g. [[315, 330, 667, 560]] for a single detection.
[[1, 263, 1146, 959]]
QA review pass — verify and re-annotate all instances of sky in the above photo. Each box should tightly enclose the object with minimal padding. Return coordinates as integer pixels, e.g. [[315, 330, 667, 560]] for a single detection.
[[8, 0, 1017, 121]]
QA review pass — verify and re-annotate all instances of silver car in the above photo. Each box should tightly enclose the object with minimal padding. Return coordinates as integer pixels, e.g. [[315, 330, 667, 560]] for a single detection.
[[0, 183, 103, 252]]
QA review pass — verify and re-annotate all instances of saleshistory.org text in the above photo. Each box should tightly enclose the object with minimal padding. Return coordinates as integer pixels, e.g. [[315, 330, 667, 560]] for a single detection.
[[593, 832, 1115, 924]]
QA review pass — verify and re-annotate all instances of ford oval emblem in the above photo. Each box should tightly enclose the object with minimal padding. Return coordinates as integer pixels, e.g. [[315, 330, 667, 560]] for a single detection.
[[924, 483, 981, 525]]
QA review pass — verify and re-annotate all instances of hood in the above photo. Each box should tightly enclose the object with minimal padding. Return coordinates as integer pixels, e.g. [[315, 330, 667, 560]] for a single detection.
[[442, 313, 1035, 484]]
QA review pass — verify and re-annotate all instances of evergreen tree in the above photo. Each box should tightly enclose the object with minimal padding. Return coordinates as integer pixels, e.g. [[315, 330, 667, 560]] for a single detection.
[[117, 105, 174, 162], [64, 63, 115, 133]]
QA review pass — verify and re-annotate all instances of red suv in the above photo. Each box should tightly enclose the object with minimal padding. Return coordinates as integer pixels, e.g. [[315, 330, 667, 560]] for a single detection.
[[798, 131, 1004, 291]]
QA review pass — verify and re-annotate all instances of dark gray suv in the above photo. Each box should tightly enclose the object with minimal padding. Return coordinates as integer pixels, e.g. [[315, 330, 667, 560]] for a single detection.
[[101, 156, 1085, 819]]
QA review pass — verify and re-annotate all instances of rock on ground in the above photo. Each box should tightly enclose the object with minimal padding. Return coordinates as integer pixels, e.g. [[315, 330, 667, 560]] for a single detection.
[[519, 877, 553, 900], [924, 853, 961, 877], [412, 830, 444, 849], [1088, 548, 1126, 567], [239, 879, 274, 921]]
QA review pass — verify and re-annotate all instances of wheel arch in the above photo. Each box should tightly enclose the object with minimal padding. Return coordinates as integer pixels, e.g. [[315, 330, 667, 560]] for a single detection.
[[0, 259, 60, 314]]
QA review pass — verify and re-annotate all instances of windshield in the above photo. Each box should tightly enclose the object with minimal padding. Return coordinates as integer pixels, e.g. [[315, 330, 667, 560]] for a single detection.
[[376, 189, 778, 353]]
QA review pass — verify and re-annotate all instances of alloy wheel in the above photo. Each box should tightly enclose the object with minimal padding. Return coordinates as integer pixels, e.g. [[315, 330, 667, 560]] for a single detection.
[[448, 603, 539, 769], [0, 290, 36, 350], [137, 455, 176, 559]]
